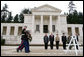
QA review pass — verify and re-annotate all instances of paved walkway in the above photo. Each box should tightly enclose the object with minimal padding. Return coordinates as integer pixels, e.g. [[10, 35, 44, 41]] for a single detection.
[[1, 46, 83, 56]]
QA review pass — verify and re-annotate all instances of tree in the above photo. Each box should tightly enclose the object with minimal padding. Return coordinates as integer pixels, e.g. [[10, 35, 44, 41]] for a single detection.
[[72, 10, 78, 24], [14, 14, 19, 23], [19, 13, 24, 23], [1, 4, 9, 12], [67, 13, 73, 24], [78, 12, 83, 24], [1, 14, 6, 23], [67, 10, 83, 24], [1, 4, 10, 23], [67, 1, 83, 24], [7, 12, 13, 23], [68, 1, 76, 14], [21, 8, 32, 14], [19, 8, 32, 23], [22, 8, 29, 14]]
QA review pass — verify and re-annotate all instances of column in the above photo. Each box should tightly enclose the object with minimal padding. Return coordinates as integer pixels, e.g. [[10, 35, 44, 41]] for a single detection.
[[6, 26, 10, 36], [79, 27, 83, 36], [40, 15, 43, 33], [57, 15, 61, 35], [1, 26, 3, 36], [32, 15, 35, 34], [57, 15, 62, 44], [72, 27, 75, 36], [50, 15, 52, 33], [14, 26, 18, 36]]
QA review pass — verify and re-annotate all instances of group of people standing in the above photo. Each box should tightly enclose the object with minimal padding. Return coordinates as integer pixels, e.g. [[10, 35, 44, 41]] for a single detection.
[[17, 26, 32, 53], [43, 33, 79, 50], [16, 26, 79, 53], [43, 33, 66, 50]]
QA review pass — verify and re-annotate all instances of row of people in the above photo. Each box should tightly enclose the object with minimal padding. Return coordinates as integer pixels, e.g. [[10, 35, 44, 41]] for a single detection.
[[43, 33, 79, 50]]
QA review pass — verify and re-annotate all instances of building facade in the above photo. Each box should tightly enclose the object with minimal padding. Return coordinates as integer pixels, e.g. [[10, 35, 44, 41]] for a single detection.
[[1, 4, 83, 45]]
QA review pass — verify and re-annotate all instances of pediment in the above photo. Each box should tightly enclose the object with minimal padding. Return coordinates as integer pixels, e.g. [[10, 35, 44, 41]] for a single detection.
[[31, 4, 62, 12]]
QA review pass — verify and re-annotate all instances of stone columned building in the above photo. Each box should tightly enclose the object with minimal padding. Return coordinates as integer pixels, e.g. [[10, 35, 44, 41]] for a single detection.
[[1, 4, 83, 45]]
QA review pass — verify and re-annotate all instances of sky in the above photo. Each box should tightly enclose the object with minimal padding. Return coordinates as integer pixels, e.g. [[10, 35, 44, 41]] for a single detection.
[[1, 1, 83, 16]]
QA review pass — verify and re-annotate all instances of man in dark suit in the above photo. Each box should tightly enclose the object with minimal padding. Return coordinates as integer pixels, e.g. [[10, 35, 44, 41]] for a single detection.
[[62, 33, 67, 50], [44, 33, 49, 49], [49, 33, 54, 49]]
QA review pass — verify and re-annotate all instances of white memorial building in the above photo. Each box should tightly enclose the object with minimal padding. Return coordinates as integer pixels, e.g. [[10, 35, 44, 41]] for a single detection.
[[1, 4, 83, 45]]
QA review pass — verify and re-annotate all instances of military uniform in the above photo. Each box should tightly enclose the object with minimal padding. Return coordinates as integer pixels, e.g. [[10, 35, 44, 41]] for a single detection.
[[17, 29, 30, 53]]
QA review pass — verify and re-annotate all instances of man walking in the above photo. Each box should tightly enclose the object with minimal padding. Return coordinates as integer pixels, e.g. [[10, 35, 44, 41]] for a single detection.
[[17, 26, 27, 52], [17, 26, 30, 53]]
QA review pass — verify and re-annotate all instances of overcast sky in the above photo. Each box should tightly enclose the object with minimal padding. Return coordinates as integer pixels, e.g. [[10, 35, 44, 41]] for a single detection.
[[1, 1, 83, 16]]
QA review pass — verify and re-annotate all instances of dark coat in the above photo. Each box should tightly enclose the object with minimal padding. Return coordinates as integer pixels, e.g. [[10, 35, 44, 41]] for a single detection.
[[49, 35, 54, 42], [21, 29, 27, 40], [44, 36, 48, 43], [62, 36, 67, 43]]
